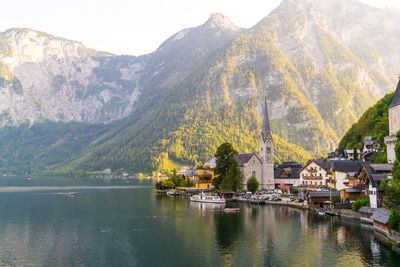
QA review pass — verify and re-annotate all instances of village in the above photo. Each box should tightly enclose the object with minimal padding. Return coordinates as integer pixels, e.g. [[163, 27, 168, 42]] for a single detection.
[[155, 80, 400, 247]]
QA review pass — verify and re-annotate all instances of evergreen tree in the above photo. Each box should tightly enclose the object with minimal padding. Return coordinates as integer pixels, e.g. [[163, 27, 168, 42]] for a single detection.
[[214, 142, 242, 192], [353, 148, 358, 160], [246, 176, 259, 194]]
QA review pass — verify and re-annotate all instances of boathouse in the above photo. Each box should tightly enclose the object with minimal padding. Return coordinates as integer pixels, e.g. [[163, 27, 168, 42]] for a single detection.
[[359, 206, 377, 224], [370, 208, 391, 235], [308, 191, 339, 209]]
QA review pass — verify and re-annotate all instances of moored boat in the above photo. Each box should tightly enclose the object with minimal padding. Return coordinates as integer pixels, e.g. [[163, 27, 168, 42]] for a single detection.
[[318, 210, 325, 216], [190, 192, 226, 204], [224, 208, 240, 212], [167, 189, 182, 196]]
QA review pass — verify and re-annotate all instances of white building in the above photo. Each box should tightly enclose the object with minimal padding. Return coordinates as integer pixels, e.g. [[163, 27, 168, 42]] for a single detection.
[[385, 79, 400, 163], [299, 159, 331, 189]]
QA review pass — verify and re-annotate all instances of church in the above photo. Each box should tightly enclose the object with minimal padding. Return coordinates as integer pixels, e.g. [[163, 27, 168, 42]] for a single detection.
[[235, 100, 275, 190]]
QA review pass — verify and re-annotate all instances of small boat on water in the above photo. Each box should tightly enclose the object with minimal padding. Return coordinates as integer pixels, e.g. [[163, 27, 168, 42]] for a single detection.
[[190, 192, 226, 204], [68, 192, 76, 196], [224, 208, 240, 213], [318, 210, 325, 216], [167, 189, 182, 196]]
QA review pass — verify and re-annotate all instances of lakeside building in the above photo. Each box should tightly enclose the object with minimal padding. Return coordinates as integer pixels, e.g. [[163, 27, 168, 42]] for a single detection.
[[309, 191, 340, 209], [358, 163, 393, 208], [370, 208, 391, 235], [329, 160, 364, 191], [193, 165, 214, 189], [385, 79, 400, 163], [298, 159, 331, 191], [274, 162, 302, 191]]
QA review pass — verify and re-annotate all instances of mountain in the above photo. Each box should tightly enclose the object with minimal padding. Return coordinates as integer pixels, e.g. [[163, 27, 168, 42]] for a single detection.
[[1, 0, 400, 174]]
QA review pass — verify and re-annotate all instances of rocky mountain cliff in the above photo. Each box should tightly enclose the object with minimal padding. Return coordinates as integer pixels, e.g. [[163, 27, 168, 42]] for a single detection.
[[0, 0, 400, 173]]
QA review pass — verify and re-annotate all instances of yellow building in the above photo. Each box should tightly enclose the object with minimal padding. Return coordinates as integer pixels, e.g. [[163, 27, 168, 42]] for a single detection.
[[194, 165, 214, 189]]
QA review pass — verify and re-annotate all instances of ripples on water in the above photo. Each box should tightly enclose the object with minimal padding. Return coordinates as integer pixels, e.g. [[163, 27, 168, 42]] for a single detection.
[[0, 181, 398, 266]]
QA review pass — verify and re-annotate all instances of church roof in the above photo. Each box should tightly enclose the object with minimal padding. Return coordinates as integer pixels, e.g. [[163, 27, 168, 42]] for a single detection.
[[389, 78, 400, 109], [234, 153, 260, 167], [274, 164, 302, 179], [261, 98, 271, 142]]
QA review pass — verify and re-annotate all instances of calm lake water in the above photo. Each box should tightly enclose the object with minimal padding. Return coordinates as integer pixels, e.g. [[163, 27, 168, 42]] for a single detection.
[[0, 177, 399, 266]]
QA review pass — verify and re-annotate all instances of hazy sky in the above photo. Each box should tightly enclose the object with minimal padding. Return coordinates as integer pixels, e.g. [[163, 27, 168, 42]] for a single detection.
[[0, 0, 399, 56]]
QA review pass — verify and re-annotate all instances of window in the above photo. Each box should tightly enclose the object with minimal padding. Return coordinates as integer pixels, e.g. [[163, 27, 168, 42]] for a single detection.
[[266, 147, 271, 155], [261, 148, 263, 151], [252, 171, 256, 177]]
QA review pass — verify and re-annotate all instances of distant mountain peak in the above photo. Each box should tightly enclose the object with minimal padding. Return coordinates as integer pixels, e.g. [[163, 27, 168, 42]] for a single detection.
[[203, 13, 240, 32]]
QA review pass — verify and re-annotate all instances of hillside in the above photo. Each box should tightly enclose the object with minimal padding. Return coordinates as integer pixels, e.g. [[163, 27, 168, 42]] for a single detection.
[[0, 0, 400, 174], [338, 92, 393, 152]]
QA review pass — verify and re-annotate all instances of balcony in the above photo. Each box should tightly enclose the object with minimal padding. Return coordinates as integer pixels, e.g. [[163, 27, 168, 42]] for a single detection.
[[303, 176, 323, 180]]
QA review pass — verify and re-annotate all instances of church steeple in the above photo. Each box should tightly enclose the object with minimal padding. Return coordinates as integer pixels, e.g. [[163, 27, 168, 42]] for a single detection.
[[261, 98, 272, 142], [259, 97, 274, 190]]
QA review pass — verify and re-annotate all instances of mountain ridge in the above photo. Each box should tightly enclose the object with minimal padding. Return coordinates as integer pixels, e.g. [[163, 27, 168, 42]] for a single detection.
[[0, 0, 399, 173]]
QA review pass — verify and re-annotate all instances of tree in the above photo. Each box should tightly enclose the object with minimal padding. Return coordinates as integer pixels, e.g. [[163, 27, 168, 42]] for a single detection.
[[330, 195, 341, 204], [389, 209, 400, 232], [162, 180, 175, 189], [214, 143, 238, 178], [214, 142, 242, 192], [352, 196, 370, 211], [382, 178, 400, 205], [353, 148, 358, 160], [212, 176, 223, 190], [246, 176, 259, 194]]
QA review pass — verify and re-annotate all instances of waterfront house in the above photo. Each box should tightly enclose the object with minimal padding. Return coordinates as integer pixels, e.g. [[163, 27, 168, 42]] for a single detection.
[[370, 208, 391, 235], [299, 159, 331, 191], [359, 206, 377, 224], [274, 162, 302, 192], [308, 191, 339, 209], [194, 166, 214, 189], [358, 163, 392, 208], [339, 169, 362, 201], [330, 160, 364, 191]]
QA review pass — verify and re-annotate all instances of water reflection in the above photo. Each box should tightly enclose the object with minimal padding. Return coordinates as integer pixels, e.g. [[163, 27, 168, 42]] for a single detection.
[[0, 186, 399, 266]]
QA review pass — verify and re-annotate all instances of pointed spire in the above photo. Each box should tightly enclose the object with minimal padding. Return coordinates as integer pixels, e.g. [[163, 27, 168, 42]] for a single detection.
[[389, 77, 400, 109], [262, 97, 271, 142]]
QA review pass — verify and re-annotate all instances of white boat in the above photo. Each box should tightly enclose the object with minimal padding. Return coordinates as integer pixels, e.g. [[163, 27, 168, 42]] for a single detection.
[[318, 210, 325, 216], [190, 192, 226, 204], [167, 189, 181, 196]]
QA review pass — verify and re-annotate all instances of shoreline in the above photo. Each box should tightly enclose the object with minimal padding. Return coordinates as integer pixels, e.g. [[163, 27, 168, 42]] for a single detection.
[[234, 196, 400, 247]]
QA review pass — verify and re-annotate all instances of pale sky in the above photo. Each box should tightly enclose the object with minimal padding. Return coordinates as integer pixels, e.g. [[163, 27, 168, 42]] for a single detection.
[[0, 0, 399, 56]]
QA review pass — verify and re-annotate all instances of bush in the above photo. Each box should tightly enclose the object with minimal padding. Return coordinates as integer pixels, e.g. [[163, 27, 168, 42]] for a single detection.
[[162, 180, 175, 189], [330, 195, 341, 204], [352, 196, 370, 211], [292, 189, 299, 195], [246, 176, 259, 194], [388, 209, 400, 232]]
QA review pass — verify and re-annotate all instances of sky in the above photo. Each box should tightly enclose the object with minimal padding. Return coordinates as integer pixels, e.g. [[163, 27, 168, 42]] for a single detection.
[[0, 0, 399, 56]]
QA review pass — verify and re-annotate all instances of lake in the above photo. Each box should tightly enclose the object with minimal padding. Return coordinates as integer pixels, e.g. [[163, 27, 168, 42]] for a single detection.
[[0, 177, 399, 266]]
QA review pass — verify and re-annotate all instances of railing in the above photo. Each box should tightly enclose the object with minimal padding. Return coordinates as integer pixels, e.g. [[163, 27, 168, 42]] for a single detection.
[[303, 176, 323, 180]]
